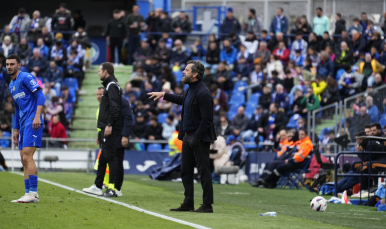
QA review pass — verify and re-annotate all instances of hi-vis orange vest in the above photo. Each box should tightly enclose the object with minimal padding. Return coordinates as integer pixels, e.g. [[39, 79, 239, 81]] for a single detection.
[[277, 139, 291, 157], [292, 136, 313, 163]]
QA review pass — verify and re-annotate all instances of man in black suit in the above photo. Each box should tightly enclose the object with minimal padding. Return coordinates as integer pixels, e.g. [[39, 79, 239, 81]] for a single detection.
[[148, 60, 216, 213]]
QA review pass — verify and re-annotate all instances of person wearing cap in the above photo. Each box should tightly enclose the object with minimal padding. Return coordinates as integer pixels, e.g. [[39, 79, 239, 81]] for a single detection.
[[247, 9, 264, 37], [220, 8, 241, 39], [269, 7, 289, 36], [106, 9, 127, 65], [126, 5, 146, 65], [148, 60, 216, 213], [171, 11, 192, 42]]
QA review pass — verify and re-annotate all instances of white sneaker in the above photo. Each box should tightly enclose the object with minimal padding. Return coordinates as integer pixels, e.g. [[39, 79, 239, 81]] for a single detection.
[[116, 190, 122, 196], [82, 184, 102, 195], [11, 193, 28, 202], [18, 192, 39, 203]]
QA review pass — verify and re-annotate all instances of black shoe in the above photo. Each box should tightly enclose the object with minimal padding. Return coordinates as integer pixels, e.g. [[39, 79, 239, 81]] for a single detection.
[[98, 188, 117, 197], [170, 203, 195, 212], [190, 204, 213, 213], [257, 178, 266, 186]]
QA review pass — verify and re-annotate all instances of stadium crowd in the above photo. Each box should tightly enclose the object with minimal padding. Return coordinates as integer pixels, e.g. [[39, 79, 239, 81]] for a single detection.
[[2, 3, 386, 152]]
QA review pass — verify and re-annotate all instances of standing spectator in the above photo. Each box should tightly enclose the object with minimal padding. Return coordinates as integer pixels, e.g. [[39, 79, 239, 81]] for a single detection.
[[313, 7, 329, 36], [206, 41, 220, 65], [49, 40, 67, 67], [213, 61, 232, 91], [170, 39, 190, 69], [0, 102, 13, 132], [157, 12, 172, 33], [360, 12, 368, 35], [317, 51, 334, 79], [334, 42, 353, 71], [244, 31, 259, 55], [247, 9, 264, 37], [36, 38, 49, 59], [27, 10, 45, 44], [334, 13, 346, 40], [72, 10, 86, 31], [43, 60, 63, 93], [37, 26, 53, 47], [220, 8, 241, 38], [106, 9, 126, 65], [0, 36, 15, 57], [171, 11, 192, 42], [272, 84, 289, 111], [291, 15, 312, 38], [126, 5, 145, 65], [220, 38, 237, 67], [258, 103, 288, 140], [132, 113, 148, 140], [145, 11, 159, 36], [338, 65, 363, 98], [291, 31, 308, 57], [300, 87, 320, 115], [73, 27, 91, 49], [9, 8, 30, 39], [14, 38, 32, 65], [51, 3, 73, 41], [320, 32, 335, 51], [0, 25, 18, 46], [231, 106, 249, 138], [348, 18, 363, 35], [273, 41, 290, 65], [259, 84, 272, 110], [254, 41, 271, 66], [146, 116, 164, 140], [48, 115, 68, 148], [162, 115, 177, 140], [269, 7, 289, 36], [366, 95, 379, 123], [27, 48, 48, 77]]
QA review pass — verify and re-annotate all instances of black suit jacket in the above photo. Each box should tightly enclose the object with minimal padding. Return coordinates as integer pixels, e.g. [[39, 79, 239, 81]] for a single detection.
[[164, 80, 217, 143], [117, 96, 133, 148]]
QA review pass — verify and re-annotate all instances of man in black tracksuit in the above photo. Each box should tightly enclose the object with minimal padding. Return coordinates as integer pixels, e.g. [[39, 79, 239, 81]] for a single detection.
[[97, 62, 122, 197], [106, 10, 127, 64]]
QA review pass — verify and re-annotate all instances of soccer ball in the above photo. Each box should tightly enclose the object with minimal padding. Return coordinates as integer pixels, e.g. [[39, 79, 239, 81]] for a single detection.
[[310, 196, 327, 212]]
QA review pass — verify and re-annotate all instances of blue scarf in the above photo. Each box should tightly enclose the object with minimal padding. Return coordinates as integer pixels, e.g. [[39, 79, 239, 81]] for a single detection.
[[275, 15, 283, 33], [30, 17, 40, 29], [12, 17, 25, 34], [293, 40, 304, 51], [51, 46, 63, 59]]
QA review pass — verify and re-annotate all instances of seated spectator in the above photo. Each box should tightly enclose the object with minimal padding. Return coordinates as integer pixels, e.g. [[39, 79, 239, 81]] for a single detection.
[[170, 39, 190, 70], [254, 41, 271, 66], [162, 115, 177, 140], [268, 32, 285, 51], [348, 18, 363, 34], [231, 106, 249, 138], [139, 81, 157, 111], [27, 48, 48, 77], [268, 70, 282, 90], [202, 67, 214, 88], [48, 115, 68, 148], [258, 103, 288, 140], [364, 20, 379, 42], [144, 57, 161, 78], [66, 50, 84, 83], [60, 86, 74, 118], [37, 26, 53, 47], [283, 70, 294, 93], [156, 82, 173, 113], [43, 82, 57, 105], [317, 51, 334, 79], [67, 39, 84, 59], [30, 71, 43, 88], [250, 63, 265, 86], [259, 84, 272, 110], [134, 39, 152, 65], [335, 41, 353, 71], [308, 32, 320, 52], [291, 31, 308, 57], [291, 89, 306, 116], [14, 38, 32, 65], [220, 7, 241, 39], [366, 95, 379, 123], [27, 10, 46, 44], [36, 38, 49, 60], [43, 60, 63, 93], [206, 41, 220, 66], [351, 30, 366, 58], [291, 65, 316, 94], [213, 61, 232, 91], [190, 38, 206, 58], [338, 65, 363, 98], [320, 31, 335, 51], [354, 106, 371, 132], [291, 49, 305, 66], [0, 129, 11, 148], [335, 30, 353, 51], [132, 112, 148, 140], [210, 84, 229, 112], [216, 115, 234, 137], [73, 27, 91, 49], [161, 32, 173, 49], [236, 43, 252, 64], [234, 56, 250, 82], [272, 84, 289, 111], [326, 45, 335, 62], [171, 11, 192, 42], [244, 31, 259, 55], [311, 75, 326, 101], [130, 64, 146, 87], [266, 54, 284, 79], [45, 96, 68, 129], [154, 38, 172, 65], [373, 73, 384, 88], [0, 25, 18, 46], [146, 116, 164, 140], [370, 46, 380, 59], [0, 36, 15, 58], [123, 82, 138, 100], [365, 32, 382, 53], [0, 102, 13, 132], [306, 46, 320, 67], [273, 41, 290, 65], [229, 32, 241, 50], [300, 87, 320, 115], [220, 38, 237, 67], [49, 40, 68, 67], [210, 135, 231, 173], [241, 105, 264, 140], [359, 53, 384, 89]]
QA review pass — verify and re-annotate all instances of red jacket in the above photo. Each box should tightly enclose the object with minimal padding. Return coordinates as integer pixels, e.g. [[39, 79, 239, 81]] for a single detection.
[[49, 122, 68, 143], [273, 48, 290, 65]]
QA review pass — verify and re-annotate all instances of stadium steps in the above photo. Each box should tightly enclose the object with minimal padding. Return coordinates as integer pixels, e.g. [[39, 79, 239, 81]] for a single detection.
[[68, 65, 132, 149]]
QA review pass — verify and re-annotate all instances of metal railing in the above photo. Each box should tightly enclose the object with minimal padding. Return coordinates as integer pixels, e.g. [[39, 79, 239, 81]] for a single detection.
[[308, 102, 340, 143]]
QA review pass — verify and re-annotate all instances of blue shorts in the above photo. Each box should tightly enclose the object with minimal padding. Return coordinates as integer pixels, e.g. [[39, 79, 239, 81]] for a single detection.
[[19, 124, 43, 150]]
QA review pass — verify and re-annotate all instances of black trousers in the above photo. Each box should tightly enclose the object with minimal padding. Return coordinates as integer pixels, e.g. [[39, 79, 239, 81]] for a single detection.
[[110, 37, 123, 64], [181, 133, 213, 205], [95, 128, 119, 187], [265, 159, 310, 185], [115, 147, 125, 190]]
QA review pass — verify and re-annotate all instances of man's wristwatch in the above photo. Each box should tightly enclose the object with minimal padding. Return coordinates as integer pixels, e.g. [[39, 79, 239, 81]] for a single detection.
[[107, 123, 112, 127]]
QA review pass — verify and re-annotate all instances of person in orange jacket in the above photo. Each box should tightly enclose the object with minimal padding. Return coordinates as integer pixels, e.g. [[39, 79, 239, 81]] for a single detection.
[[260, 128, 313, 188]]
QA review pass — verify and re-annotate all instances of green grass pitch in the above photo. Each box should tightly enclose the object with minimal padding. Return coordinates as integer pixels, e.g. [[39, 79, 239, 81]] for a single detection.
[[0, 172, 385, 228]]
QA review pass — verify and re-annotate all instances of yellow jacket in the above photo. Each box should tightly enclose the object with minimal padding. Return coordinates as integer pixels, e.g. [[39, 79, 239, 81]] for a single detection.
[[359, 59, 383, 74], [311, 80, 327, 101]]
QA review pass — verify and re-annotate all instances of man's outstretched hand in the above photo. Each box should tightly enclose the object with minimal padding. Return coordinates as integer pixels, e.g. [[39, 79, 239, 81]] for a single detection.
[[147, 92, 165, 101]]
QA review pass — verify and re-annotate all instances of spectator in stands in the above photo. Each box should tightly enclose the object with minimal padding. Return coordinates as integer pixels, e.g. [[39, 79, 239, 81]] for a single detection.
[[213, 61, 232, 91], [312, 7, 329, 36], [366, 95, 379, 123], [14, 38, 32, 66], [291, 89, 306, 116], [36, 38, 49, 60], [354, 105, 371, 132], [334, 42, 353, 71], [254, 41, 271, 66], [45, 96, 68, 129], [73, 10, 86, 31], [291, 15, 312, 38], [231, 106, 249, 138], [210, 84, 229, 112], [258, 102, 288, 140], [156, 81, 172, 112], [300, 87, 319, 114], [334, 13, 346, 40], [268, 32, 285, 51], [234, 56, 250, 82], [317, 51, 334, 79], [170, 39, 190, 70], [360, 12, 369, 34], [66, 50, 84, 82], [272, 84, 289, 111], [220, 38, 237, 67], [351, 30, 366, 58], [123, 82, 137, 100], [146, 116, 163, 140], [269, 7, 288, 36], [206, 41, 220, 66], [0, 25, 18, 46], [266, 54, 284, 79], [320, 76, 340, 106], [157, 12, 171, 33], [126, 5, 146, 65], [0, 36, 14, 58], [190, 38, 206, 58], [139, 81, 157, 111], [43, 60, 63, 93], [73, 27, 91, 49], [291, 49, 304, 66], [306, 47, 320, 68], [216, 115, 233, 137], [27, 10, 45, 44], [348, 18, 363, 35], [134, 39, 152, 66], [43, 82, 57, 105], [242, 105, 264, 140], [51, 3, 73, 40], [67, 39, 84, 59], [363, 20, 378, 42], [338, 65, 363, 98], [259, 30, 270, 43], [220, 8, 241, 39], [373, 73, 384, 89], [244, 31, 259, 55], [49, 40, 67, 67], [160, 66, 177, 90], [48, 115, 68, 148], [27, 48, 48, 77], [282, 70, 294, 94], [250, 63, 265, 87], [0, 102, 13, 132], [259, 84, 272, 110], [60, 86, 73, 118], [144, 57, 161, 79], [370, 45, 380, 59], [37, 26, 53, 48], [247, 9, 264, 37], [359, 53, 384, 89], [171, 11, 192, 42], [320, 32, 335, 51], [229, 32, 241, 50], [132, 112, 148, 140], [162, 115, 176, 140], [291, 31, 308, 57], [307, 32, 320, 52], [273, 41, 290, 65], [311, 75, 326, 100], [367, 32, 382, 53], [154, 39, 171, 65], [9, 8, 30, 39], [335, 30, 353, 52], [106, 9, 126, 65]]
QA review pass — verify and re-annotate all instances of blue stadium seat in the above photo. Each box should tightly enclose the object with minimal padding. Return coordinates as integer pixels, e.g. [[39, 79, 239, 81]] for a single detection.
[[245, 104, 256, 116], [379, 114, 386, 128], [173, 71, 183, 84], [247, 93, 260, 106], [229, 105, 239, 113], [336, 69, 345, 82], [57, 66, 64, 73], [158, 113, 169, 123], [286, 114, 301, 128], [63, 77, 79, 91], [229, 93, 245, 106], [164, 144, 170, 150], [233, 81, 248, 93], [227, 112, 237, 121], [147, 143, 163, 151], [289, 93, 294, 106], [68, 88, 77, 103]]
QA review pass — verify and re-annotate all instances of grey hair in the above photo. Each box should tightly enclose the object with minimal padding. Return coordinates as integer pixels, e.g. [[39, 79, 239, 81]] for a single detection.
[[321, 51, 330, 59], [34, 10, 40, 16], [187, 60, 204, 80]]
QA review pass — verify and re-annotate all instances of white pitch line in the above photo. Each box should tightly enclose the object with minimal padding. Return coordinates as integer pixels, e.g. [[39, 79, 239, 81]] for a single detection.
[[13, 173, 211, 229]]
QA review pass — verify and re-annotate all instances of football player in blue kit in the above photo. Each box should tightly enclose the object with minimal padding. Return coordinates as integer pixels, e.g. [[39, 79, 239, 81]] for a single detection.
[[7, 54, 45, 203]]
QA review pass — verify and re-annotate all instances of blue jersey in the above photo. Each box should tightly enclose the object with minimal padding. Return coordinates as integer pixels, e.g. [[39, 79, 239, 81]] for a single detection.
[[9, 72, 44, 129]]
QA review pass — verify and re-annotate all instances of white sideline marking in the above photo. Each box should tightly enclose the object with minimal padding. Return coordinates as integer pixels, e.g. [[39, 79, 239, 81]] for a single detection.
[[13, 173, 211, 229]]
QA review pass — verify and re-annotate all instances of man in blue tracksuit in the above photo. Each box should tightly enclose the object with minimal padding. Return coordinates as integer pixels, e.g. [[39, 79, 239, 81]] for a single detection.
[[220, 8, 241, 39], [269, 7, 289, 37]]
